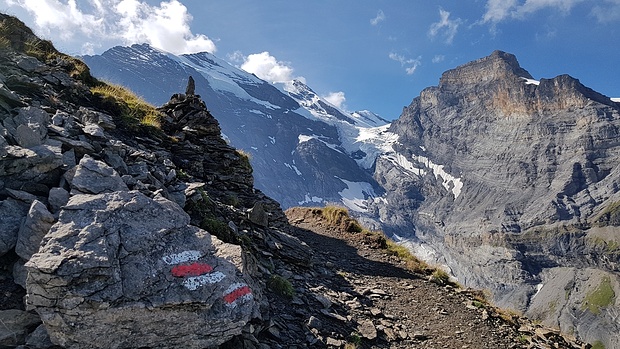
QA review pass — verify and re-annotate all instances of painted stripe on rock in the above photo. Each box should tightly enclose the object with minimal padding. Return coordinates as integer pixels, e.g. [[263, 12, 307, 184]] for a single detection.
[[171, 262, 214, 277], [223, 283, 253, 306], [162, 250, 202, 265], [182, 272, 226, 290]]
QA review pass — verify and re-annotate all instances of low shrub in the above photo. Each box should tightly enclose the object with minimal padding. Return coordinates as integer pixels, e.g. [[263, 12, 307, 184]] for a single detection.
[[268, 275, 294, 298]]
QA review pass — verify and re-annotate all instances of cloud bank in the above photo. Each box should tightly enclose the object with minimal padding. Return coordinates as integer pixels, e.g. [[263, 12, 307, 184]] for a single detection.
[[2, 0, 216, 55]]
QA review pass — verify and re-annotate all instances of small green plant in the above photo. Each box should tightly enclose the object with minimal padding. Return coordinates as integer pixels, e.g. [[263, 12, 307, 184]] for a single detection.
[[582, 276, 616, 315], [472, 300, 485, 308], [591, 340, 606, 349], [518, 334, 530, 344], [348, 332, 362, 346], [268, 275, 294, 298], [223, 193, 240, 207], [200, 218, 229, 236]]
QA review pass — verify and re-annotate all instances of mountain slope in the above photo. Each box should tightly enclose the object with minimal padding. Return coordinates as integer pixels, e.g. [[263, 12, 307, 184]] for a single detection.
[[82, 44, 385, 210], [373, 50, 620, 347]]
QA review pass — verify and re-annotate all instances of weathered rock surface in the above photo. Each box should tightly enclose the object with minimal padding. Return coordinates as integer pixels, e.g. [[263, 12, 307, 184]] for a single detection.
[[0, 309, 41, 346], [27, 190, 258, 349], [372, 50, 620, 347], [15, 199, 54, 259]]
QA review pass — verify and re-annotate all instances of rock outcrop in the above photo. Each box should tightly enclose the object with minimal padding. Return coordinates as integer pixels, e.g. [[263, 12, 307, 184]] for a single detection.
[[373, 50, 620, 347], [27, 190, 257, 349]]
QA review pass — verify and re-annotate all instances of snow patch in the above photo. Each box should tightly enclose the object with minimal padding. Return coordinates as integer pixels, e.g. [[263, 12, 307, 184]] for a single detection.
[[414, 155, 463, 199], [337, 178, 377, 213], [521, 77, 540, 86], [298, 194, 324, 205], [297, 134, 344, 154], [268, 136, 276, 144], [381, 153, 425, 176], [612, 97, 620, 103], [284, 162, 302, 176]]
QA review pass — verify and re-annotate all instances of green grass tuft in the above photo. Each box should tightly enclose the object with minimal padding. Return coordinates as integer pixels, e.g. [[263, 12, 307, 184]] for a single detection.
[[90, 83, 162, 131]]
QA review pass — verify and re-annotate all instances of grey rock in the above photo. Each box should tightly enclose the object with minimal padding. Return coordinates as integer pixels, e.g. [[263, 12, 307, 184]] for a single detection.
[[61, 148, 76, 168], [248, 202, 269, 227], [0, 82, 24, 111], [128, 161, 149, 181], [103, 150, 128, 175], [0, 134, 7, 158], [51, 110, 68, 126], [0, 144, 63, 182], [266, 229, 313, 266], [76, 107, 116, 130], [0, 197, 30, 256], [357, 319, 377, 340], [314, 294, 332, 309], [48, 187, 70, 214], [15, 124, 43, 148], [306, 316, 322, 330], [70, 154, 128, 194], [15, 200, 55, 260], [13, 258, 28, 288], [16, 55, 45, 72], [25, 324, 55, 349], [26, 191, 258, 349], [3, 107, 49, 146], [82, 124, 105, 138], [0, 309, 41, 347]]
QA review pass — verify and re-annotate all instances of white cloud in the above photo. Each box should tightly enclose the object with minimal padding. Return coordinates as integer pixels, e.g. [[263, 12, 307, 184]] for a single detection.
[[227, 50, 245, 63], [591, 0, 620, 22], [482, 0, 518, 23], [432, 55, 445, 63], [482, 0, 586, 24], [1, 0, 217, 55], [323, 91, 347, 110], [429, 8, 463, 44], [389, 52, 422, 75], [241, 52, 296, 83], [370, 9, 385, 26]]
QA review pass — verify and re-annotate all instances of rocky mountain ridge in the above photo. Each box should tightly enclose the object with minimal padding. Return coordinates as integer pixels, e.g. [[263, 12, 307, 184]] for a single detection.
[[0, 13, 595, 349]]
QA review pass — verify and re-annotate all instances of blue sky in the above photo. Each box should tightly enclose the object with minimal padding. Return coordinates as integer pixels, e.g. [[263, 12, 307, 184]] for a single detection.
[[1, 0, 619, 120]]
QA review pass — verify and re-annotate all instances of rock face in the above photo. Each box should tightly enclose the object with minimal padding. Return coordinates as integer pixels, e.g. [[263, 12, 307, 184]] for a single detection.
[[372, 50, 620, 347], [27, 190, 257, 349]]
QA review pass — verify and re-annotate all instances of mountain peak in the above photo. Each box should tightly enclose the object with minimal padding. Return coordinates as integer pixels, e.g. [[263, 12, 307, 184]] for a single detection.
[[440, 50, 533, 87]]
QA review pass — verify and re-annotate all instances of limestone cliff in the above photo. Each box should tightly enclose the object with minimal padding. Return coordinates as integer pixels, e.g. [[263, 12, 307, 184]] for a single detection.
[[376, 50, 620, 347]]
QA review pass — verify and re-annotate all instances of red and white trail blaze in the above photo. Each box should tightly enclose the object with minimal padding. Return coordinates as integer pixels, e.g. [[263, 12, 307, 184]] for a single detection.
[[223, 283, 253, 308], [162, 250, 253, 306]]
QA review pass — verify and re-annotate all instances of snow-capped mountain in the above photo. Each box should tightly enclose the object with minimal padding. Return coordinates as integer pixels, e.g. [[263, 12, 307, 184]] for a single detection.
[[83, 44, 385, 210]]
